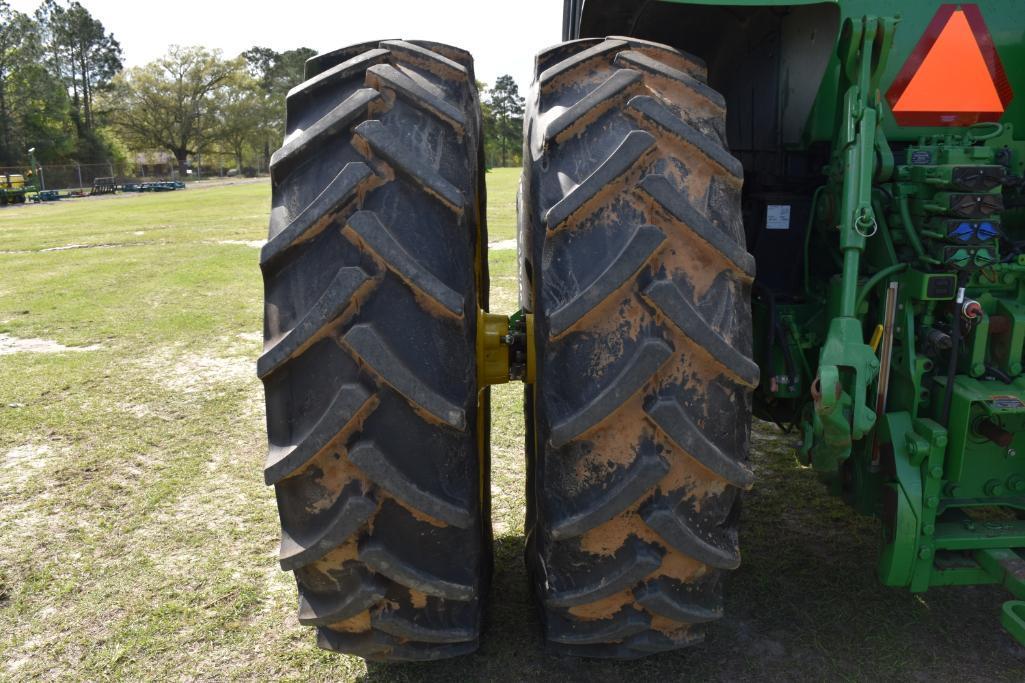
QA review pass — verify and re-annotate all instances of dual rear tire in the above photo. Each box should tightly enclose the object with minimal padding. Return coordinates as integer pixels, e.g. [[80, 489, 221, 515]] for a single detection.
[[521, 36, 756, 658], [260, 40, 489, 662], [259, 36, 754, 662]]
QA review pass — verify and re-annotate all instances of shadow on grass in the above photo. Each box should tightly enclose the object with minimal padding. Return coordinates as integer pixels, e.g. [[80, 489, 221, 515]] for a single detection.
[[358, 423, 1025, 682]]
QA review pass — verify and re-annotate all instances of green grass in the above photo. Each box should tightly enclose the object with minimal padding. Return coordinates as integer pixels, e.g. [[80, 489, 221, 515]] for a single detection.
[[485, 167, 519, 242], [1, 172, 1024, 681]]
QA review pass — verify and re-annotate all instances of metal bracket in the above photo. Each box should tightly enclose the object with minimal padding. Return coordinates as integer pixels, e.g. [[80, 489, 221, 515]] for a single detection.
[[477, 309, 534, 387]]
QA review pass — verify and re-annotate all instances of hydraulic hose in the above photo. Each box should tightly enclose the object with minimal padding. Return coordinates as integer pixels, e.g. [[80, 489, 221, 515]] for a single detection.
[[872, 195, 898, 259], [854, 263, 907, 314], [898, 194, 941, 266], [803, 187, 824, 299], [756, 283, 797, 390], [940, 271, 968, 426]]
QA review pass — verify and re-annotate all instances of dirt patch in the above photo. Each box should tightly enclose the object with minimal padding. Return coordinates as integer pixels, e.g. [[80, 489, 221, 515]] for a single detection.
[[164, 353, 254, 393], [185, 177, 269, 191], [116, 402, 156, 420], [40, 243, 121, 252], [0, 334, 101, 356], [132, 345, 257, 396], [218, 240, 266, 249], [1, 242, 152, 254], [488, 239, 517, 250], [1, 444, 54, 486]]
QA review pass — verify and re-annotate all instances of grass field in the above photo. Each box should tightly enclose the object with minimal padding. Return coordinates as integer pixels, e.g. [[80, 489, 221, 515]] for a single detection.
[[2, 169, 1025, 681]]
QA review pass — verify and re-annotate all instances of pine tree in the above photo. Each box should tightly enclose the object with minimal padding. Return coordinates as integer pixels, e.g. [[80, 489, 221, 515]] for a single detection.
[[485, 75, 525, 167]]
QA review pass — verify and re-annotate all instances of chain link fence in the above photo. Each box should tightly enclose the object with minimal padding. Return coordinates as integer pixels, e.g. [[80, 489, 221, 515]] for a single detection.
[[0, 160, 260, 192]]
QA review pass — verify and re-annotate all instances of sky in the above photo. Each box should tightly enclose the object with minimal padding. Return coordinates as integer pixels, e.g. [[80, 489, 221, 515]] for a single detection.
[[9, 0, 564, 94]]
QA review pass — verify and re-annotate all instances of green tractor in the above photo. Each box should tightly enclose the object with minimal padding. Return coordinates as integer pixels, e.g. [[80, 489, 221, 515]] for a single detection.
[[258, 0, 1025, 661]]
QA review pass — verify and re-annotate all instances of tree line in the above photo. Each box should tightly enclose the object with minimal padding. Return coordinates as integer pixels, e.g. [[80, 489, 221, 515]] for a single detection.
[[0, 0, 122, 165], [0, 0, 526, 174]]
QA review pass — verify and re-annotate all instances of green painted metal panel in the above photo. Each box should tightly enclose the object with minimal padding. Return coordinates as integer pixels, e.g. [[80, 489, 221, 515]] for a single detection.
[[935, 521, 1025, 550], [655, 0, 1025, 143]]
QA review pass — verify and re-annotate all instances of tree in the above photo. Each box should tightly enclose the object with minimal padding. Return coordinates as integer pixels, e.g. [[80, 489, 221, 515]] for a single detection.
[[0, 2, 36, 161], [35, 0, 121, 135], [243, 46, 316, 168], [0, 1, 72, 164], [109, 46, 241, 175], [216, 73, 265, 173], [484, 75, 525, 167], [243, 46, 315, 95]]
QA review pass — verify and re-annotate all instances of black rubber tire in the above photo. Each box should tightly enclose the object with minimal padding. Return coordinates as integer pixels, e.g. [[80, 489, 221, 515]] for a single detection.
[[520, 36, 756, 658], [259, 39, 489, 662]]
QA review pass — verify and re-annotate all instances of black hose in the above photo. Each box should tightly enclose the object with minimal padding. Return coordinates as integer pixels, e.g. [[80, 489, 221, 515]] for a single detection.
[[987, 365, 1013, 384], [775, 319, 797, 387], [940, 271, 967, 425], [756, 282, 798, 391]]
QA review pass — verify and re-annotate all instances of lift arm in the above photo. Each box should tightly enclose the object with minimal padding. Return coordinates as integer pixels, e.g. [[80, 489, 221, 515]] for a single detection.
[[803, 16, 898, 477]]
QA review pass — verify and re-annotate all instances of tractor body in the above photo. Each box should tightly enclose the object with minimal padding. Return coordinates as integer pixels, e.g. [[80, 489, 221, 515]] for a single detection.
[[564, 0, 1025, 643], [261, 3, 1025, 660]]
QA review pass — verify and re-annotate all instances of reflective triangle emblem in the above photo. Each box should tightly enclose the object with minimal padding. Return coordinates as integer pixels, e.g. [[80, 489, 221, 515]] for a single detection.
[[886, 4, 1013, 127]]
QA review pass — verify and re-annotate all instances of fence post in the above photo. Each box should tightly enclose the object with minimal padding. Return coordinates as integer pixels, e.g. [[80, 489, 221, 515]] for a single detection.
[[76, 164, 83, 190]]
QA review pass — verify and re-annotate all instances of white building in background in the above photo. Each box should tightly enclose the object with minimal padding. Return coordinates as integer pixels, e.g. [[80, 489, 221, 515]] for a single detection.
[[131, 151, 178, 177]]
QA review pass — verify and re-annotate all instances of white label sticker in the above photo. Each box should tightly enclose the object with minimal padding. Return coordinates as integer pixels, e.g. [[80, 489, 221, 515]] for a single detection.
[[766, 204, 791, 230]]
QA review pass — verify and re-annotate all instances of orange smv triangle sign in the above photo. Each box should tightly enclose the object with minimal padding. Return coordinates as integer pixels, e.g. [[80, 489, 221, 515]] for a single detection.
[[887, 5, 1012, 126]]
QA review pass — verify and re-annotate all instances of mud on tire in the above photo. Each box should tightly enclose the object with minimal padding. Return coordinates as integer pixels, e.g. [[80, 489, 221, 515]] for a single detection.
[[520, 36, 756, 658], [259, 39, 489, 662]]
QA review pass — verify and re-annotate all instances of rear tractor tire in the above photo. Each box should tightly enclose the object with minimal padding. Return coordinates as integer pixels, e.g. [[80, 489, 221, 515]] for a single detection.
[[259, 39, 489, 662], [520, 36, 756, 658]]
